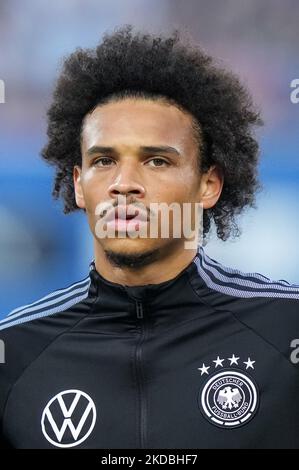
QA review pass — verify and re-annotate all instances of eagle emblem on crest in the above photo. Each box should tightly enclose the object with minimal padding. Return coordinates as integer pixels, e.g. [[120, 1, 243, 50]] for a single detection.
[[217, 386, 242, 410]]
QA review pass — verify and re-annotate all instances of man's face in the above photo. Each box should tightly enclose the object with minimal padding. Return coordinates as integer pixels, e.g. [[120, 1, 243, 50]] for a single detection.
[[74, 97, 219, 262]]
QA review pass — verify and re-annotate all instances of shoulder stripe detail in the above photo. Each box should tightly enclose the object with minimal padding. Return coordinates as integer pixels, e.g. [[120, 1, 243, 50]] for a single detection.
[[201, 247, 299, 288], [2, 282, 90, 324], [0, 281, 91, 325], [195, 247, 299, 299], [202, 250, 299, 289], [0, 288, 90, 331], [201, 251, 299, 292], [7, 276, 90, 317]]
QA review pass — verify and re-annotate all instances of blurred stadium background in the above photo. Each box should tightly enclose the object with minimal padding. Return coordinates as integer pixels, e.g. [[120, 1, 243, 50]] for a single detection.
[[0, 0, 298, 318]]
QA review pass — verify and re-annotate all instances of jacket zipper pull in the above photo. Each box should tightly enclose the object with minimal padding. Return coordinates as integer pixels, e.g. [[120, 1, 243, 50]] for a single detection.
[[136, 301, 144, 319]]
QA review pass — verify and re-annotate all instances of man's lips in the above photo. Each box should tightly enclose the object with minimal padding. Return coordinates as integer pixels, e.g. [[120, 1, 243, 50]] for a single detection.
[[101, 205, 148, 223]]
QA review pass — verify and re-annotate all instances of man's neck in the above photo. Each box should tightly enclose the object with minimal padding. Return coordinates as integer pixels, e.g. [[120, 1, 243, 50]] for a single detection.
[[93, 242, 198, 286]]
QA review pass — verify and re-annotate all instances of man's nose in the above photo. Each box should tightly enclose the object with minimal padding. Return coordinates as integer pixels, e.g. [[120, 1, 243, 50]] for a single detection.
[[107, 163, 145, 199]]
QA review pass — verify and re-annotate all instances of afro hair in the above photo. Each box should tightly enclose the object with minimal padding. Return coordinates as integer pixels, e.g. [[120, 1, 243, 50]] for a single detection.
[[41, 25, 263, 241]]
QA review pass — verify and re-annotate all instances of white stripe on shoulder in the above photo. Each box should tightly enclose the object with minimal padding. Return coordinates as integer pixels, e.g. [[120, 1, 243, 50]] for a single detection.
[[0, 277, 91, 325], [7, 276, 90, 317], [196, 247, 299, 299], [201, 247, 299, 288], [201, 252, 299, 292], [0, 287, 90, 331]]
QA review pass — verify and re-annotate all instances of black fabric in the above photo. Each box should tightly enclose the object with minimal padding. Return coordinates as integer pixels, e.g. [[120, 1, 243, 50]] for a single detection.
[[0, 249, 298, 449]]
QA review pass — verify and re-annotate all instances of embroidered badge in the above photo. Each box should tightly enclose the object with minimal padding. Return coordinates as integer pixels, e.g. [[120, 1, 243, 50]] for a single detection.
[[197, 355, 259, 428]]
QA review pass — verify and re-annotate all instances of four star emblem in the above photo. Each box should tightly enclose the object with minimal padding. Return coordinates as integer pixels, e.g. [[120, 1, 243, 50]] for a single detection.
[[198, 354, 256, 375]]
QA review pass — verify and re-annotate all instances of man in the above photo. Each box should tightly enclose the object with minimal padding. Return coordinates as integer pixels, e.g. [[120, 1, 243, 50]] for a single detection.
[[0, 25, 298, 449]]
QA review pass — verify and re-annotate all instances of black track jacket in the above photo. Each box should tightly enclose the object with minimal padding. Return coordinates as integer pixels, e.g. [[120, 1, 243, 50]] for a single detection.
[[0, 246, 299, 449]]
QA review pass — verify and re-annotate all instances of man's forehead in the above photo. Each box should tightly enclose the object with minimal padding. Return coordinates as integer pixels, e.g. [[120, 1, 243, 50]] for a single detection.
[[81, 98, 195, 150]]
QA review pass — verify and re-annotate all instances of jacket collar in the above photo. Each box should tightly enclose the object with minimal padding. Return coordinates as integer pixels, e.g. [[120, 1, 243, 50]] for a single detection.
[[88, 245, 204, 303]]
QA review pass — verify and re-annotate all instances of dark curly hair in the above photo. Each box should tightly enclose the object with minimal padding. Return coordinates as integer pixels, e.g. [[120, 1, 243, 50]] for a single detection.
[[41, 24, 263, 241]]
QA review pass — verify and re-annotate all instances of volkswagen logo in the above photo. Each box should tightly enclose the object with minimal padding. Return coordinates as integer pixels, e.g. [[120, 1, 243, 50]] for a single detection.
[[41, 389, 97, 448]]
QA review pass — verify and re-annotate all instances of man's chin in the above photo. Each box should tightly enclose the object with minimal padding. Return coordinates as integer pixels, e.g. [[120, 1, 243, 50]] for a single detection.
[[103, 244, 161, 269]]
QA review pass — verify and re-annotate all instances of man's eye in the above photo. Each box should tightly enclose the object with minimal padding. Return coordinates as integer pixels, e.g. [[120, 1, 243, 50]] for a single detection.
[[147, 158, 169, 167], [93, 157, 114, 167], [92, 157, 169, 168]]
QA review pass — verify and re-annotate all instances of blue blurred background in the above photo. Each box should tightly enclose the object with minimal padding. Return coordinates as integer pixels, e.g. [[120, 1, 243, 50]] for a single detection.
[[0, 0, 298, 318]]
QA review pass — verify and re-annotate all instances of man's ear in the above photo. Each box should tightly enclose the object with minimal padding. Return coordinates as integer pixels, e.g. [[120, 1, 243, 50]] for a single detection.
[[198, 165, 224, 210], [73, 165, 86, 209]]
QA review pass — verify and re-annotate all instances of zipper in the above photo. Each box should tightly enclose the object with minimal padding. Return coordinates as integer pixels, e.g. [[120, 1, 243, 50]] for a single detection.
[[134, 300, 147, 448], [136, 301, 144, 319]]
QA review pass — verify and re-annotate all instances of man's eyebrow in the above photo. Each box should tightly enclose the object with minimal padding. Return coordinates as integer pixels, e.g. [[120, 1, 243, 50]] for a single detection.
[[86, 145, 181, 157], [86, 146, 115, 156], [140, 146, 180, 156]]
